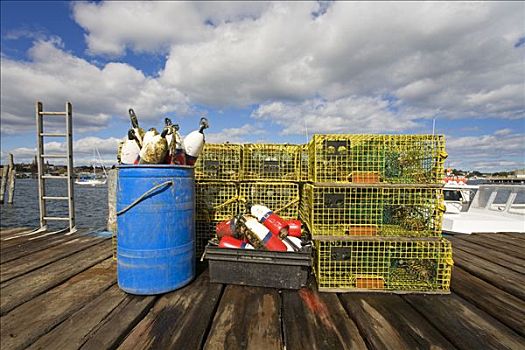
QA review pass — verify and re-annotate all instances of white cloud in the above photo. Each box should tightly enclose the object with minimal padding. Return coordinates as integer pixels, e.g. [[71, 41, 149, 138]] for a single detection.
[[446, 131, 525, 171], [252, 96, 418, 134], [206, 124, 266, 143], [2, 136, 122, 166], [72, 1, 270, 56], [0, 40, 191, 135]]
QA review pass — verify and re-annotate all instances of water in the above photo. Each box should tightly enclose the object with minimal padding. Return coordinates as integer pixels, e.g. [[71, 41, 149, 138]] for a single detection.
[[0, 178, 108, 230]]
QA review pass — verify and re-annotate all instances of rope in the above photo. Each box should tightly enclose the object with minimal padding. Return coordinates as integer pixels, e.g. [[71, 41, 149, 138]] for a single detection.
[[117, 180, 173, 216]]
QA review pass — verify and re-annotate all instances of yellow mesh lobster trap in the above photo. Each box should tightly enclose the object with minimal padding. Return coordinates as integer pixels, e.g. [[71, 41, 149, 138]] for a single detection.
[[195, 219, 218, 258], [300, 144, 309, 182], [242, 144, 300, 181], [301, 184, 444, 238], [239, 182, 300, 220], [308, 134, 447, 184], [314, 238, 453, 293], [196, 181, 239, 221], [195, 143, 242, 181]]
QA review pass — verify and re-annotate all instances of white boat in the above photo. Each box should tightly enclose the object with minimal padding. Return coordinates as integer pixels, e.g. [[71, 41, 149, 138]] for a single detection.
[[443, 184, 525, 234], [75, 148, 108, 186]]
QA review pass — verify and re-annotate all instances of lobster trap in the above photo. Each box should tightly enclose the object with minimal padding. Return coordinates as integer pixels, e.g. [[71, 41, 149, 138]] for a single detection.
[[308, 134, 447, 184], [195, 181, 239, 221], [196, 220, 218, 258], [242, 144, 300, 181], [195, 143, 242, 181], [239, 182, 300, 220], [301, 184, 444, 237], [314, 238, 453, 293], [300, 144, 309, 182]]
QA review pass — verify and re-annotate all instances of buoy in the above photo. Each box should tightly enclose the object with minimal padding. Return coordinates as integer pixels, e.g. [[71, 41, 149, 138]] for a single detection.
[[250, 204, 289, 238], [173, 125, 186, 165], [121, 129, 141, 164], [218, 236, 254, 249], [241, 216, 287, 252], [184, 117, 209, 166], [139, 128, 169, 164], [215, 218, 239, 238], [128, 108, 145, 146], [283, 236, 302, 252], [142, 128, 158, 148], [286, 220, 302, 238]]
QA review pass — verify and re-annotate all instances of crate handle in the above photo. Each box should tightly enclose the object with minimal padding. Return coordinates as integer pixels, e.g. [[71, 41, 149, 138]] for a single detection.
[[117, 180, 173, 216]]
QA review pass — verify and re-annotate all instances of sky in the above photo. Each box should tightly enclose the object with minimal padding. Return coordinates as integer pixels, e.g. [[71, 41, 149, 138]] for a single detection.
[[1, 1, 524, 172]]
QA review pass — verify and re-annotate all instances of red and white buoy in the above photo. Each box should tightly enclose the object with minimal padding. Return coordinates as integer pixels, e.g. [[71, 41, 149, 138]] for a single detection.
[[286, 220, 302, 238], [215, 218, 238, 239], [241, 216, 287, 252], [218, 236, 254, 249], [283, 236, 302, 252], [250, 204, 289, 237]]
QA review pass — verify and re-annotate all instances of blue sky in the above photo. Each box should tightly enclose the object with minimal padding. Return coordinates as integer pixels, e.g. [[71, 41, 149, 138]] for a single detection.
[[1, 1, 524, 171]]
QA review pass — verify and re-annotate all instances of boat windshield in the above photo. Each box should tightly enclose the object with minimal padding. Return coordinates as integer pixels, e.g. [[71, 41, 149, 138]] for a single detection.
[[444, 190, 462, 201]]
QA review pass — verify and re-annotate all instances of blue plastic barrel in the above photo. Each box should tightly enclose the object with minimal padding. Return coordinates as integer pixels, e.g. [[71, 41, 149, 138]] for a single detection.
[[116, 165, 195, 295]]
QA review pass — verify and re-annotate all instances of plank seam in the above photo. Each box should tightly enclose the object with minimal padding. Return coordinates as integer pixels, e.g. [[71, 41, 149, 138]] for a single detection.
[[199, 284, 226, 350]]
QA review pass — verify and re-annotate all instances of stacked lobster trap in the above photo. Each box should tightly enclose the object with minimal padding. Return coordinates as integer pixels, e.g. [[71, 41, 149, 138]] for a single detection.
[[300, 134, 453, 293], [194, 143, 302, 256]]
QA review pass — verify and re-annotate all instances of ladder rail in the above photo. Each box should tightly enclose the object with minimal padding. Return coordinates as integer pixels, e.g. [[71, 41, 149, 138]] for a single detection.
[[36, 102, 46, 228], [65, 102, 76, 230], [35, 101, 76, 233]]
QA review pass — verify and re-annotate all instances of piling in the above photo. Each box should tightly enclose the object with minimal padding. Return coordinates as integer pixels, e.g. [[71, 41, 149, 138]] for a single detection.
[[7, 154, 16, 204], [1, 154, 15, 204], [0, 161, 7, 204]]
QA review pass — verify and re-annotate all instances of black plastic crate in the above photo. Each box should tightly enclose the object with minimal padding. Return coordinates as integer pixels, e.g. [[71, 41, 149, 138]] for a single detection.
[[205, 246, 312, 289]]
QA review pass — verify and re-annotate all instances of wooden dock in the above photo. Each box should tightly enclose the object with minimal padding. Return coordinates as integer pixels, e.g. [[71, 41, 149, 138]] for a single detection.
[[1, 227, 524, 350]]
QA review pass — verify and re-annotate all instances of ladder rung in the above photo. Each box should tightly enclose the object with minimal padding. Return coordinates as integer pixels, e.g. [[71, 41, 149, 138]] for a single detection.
[[43, 216, 70, 221], [42, 175, 68, 179], [43, 196, 69, 200], [40, 133, 67, 137], [41, 154, 68, 158], [39, 112, 67, 116]]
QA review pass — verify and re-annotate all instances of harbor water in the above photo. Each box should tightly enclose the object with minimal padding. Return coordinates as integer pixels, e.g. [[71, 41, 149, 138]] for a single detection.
[[0, 178, 108, 230]]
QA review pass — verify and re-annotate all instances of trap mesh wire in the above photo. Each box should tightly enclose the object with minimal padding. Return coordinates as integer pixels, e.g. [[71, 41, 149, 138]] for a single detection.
[[242, 144, 300, 181], [239, 182, 300, 220], [196, 219, 218, 258], [308, 134, 447, 184], [195, 181, 239, 221], [301, 184, 444, 237], [314, 238, 453, 292], [194, 143, 242, 181]]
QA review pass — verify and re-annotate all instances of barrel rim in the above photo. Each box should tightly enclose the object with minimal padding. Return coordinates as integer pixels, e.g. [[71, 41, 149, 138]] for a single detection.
[[117, 164, 194, 169]]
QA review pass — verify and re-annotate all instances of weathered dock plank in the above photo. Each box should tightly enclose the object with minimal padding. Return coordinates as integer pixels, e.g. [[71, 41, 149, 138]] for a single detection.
[[452, 249, 525, 300], [118, 271, 223, 350], [451, 266, 525, 337], [456, 234, 524, 258], [282, 287, 367, 350], [0, 235, 106, 283], [0, 231, 89, 264], [340, 294, 455, 350], [26, 284, 126, 350], [449, 239, 525, 274], [204, 285, 282, 350], [0, 240, 112, 315], [404, 294, 525, 350], [80, 294, 157, 350], [0, 227, 32, 238], [0, 259, 115, 350]]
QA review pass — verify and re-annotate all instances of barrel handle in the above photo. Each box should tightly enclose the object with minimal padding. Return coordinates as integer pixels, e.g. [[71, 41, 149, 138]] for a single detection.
[[117, 180, 173, 216]]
